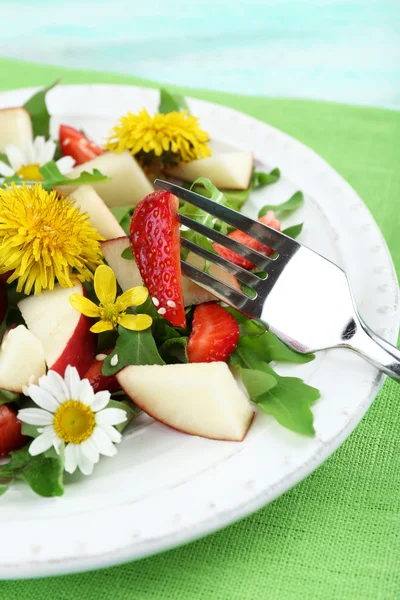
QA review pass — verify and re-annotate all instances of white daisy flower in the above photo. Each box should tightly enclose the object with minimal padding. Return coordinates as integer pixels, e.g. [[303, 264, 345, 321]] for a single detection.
[[0, 136, 75, 180], [18, 366, 127, 476]]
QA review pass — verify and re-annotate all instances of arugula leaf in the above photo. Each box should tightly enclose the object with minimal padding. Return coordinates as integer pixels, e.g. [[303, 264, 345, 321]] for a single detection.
[[105, 399, 140, 432], [258, 191, 304, 219], [0, 485, 9, 497], [282, 223, 303, 239], [23, 80, 58, 138], [252, 168, 281, 187], [102, 326, 164, 376], [21, 422, 40, 439], [110, 206, 134, 234], [0, 389, 20, 407], [253, 362, 318, 436], [0, 444, 64, 497], [238, 367, 277, 398], [234, 331, 314, 365], [0, 162, 110, 192], [0, 152, 10, 166], [159, 337, 189, 364], [159, 88, 189, 114], [121, 247, 134, 260]]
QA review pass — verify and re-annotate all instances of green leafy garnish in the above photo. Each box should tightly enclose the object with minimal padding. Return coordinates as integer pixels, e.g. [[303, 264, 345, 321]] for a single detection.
[[259, 191, 304, 219], [237, 367, 277, 398], [252, 168, 281, 187], [102, 326, 164, 376], [23, 80, 58, 139], [282, 223, 303, 239], [234, 331, 314, 366], [0, 485, 9, 496], [0, 389, 20, 407], [159, 88, 189, 114], [0, 444, 64, 497], [110, 206, 134, 234], [121, 247, 134, 260], [159, 336, 189, 364], [105, 399, 140, 432]]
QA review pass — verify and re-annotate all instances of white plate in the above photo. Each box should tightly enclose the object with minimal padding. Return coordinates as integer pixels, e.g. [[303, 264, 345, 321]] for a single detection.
[[0, 85, 398, 579]]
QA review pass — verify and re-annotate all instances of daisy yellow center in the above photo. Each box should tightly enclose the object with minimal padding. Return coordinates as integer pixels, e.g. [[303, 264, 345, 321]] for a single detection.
[[53, 400, 96, 444], [17, 163, 44, 181], [0, 183, 103, 295]]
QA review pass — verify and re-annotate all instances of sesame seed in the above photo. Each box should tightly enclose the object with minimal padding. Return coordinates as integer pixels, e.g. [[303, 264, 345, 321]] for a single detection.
[[110, 354, 119, 367], [167, 300, 176, 308], [152, 297, 160, 307], [157, 307, 167, 315], [96, 353, 107, 361]]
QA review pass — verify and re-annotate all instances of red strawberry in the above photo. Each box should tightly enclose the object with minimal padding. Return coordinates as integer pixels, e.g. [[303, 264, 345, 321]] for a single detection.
[[187, 302, 240, 363], [83, 351, 120, 393], [0, 404, 27, 457], [59, 124, 103, 166], [130, 190, 186, 328], [214, 210, 281, 270]]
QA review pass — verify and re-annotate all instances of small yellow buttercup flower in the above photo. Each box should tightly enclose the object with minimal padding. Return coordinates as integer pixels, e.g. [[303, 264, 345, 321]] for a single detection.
[[69, 264, 152, 333], [0, 183, 103, 295], [105, 108, 211, 166]]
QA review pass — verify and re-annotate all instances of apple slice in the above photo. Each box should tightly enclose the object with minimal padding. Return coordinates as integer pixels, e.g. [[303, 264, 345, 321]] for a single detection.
[[17, 282, 96, 378], [0, 107, 33, 152], [67, 185, 125, 240], [165, 152, 253, 190], [117, 362, 254, 441], [57, 151, 154, 207], [101, 237, 240, 306], [0, 325, 46, 393]]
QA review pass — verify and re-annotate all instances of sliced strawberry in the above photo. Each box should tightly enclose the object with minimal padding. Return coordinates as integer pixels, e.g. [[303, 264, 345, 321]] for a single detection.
[[130, 190, 186, 328], [214, 210, 281, 270], [84, 351, 120, 393], [0, 405, 27, 457], [59, 124, 103, 166], [187, 302, 239, 363]]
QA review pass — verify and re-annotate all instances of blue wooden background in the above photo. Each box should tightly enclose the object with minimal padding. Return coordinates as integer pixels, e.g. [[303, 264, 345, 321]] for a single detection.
[[1, 0, 399, 108]]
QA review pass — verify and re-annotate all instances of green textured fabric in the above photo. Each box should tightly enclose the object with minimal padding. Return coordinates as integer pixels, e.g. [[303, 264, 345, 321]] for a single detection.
[[1, 59, 400, 600]]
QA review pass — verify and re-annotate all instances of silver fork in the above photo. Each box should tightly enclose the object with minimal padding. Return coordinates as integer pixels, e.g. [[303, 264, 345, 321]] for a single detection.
[[155, 179, 400, 381]]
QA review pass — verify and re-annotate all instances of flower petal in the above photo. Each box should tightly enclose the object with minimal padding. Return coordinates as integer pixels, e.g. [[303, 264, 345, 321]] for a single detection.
[[118, 313, 152, 331], [117, 286, 148, 311], [42, 370, 69, 404], [28, 429, 55, 456], [96, 407, 127, 426], [76, 445, 95, 476], [78, 378, 95, 406], [64, 365, 81, 399], [91, 390, 111, 412], [69, 294, 100, 318], [56, 155, 75, 173], [79, 437, 100, 464], [0, 160, 14, 177], [94, 265, 117, 305], [90, 320, 115, 334], [5, 144, 26, 171], [91, 426, 118, 457], [17, 408, 54, 426], [64, 443, 78, 474], [33, 136, 46, 162], [27, 384, 59, 412], [98, 423, 122, 444], [40, 138, 56, 164]]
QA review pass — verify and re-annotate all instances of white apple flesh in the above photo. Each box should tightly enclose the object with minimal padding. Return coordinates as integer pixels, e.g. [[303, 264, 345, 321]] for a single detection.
[[18, 282, 96, 377], [67, 185, 125, 240], [0, 107, 33, 152], [57, 151, 154, 207], [117, 362, 254, 441], [101, 237, 240, 306], [0, 325, 46, 393], [165, 151, 253, 190]]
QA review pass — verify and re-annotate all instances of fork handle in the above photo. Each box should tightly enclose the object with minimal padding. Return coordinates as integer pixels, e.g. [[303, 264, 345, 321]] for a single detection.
[[345, 318, 400, 381]]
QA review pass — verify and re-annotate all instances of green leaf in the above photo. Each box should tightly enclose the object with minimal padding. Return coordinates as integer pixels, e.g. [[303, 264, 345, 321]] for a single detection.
[[238, 367, 277, 399], [110, 206, 133, 234], [0, 152, 10, 166], [105, 398, 140, 432], [159, 88, 189, 114], [121, 246, 134, 260], [39, 162, 110, 191], [235, 331, 314, 366], [253, 362, 318, 436], [252, 168, 280, 187], [21, 422, 40, 439], [159, 337, 189, 364], [0, 444, 64, 497], [282, 223, 303, 239], [0, 485, 9, 497], [102, 326, 164, 376], [23, 80, 59, 138], [258, 191, 304, 219], [0, 389, 20, 407], [261, 331, 315, 363]]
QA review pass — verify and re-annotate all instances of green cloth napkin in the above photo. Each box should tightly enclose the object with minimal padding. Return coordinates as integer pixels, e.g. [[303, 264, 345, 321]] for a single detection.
[[1, 59, 399, 600]]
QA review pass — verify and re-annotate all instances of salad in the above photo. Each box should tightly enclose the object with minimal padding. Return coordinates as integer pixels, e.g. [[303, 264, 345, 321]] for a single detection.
[[0, 84, 320, 498]]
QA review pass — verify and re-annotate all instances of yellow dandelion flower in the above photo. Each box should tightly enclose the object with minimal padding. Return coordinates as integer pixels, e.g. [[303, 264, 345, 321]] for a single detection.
[[0, 183, 103, 295], [105, 108, 211, 166], [69, 264, 152, 333]]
